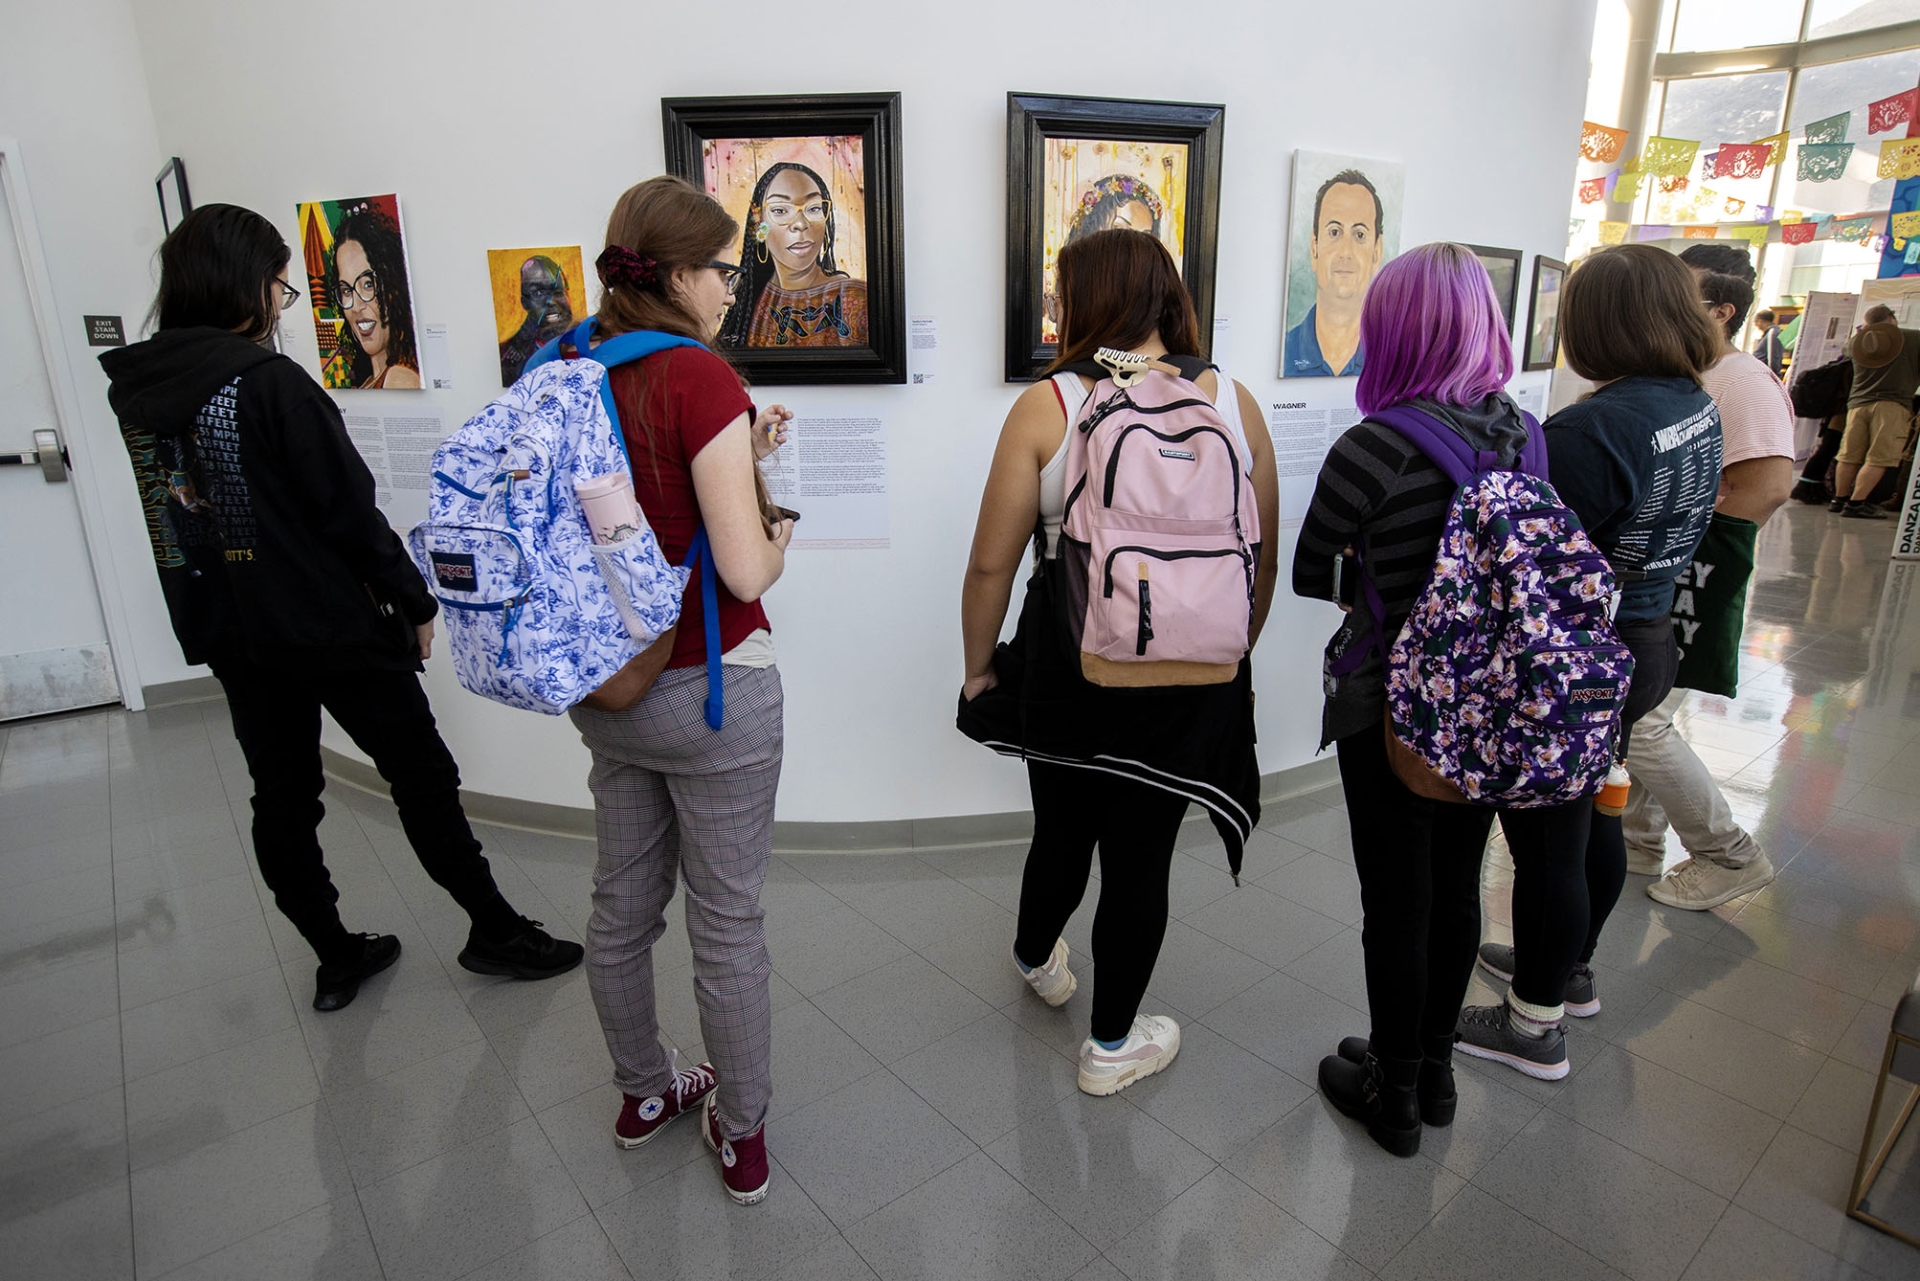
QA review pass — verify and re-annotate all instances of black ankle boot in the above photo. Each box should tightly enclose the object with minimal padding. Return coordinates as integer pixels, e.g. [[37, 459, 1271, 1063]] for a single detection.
[[1418, 1036, 1457, 1128], [1319, 1049, 1421, 1157], [1335, 1035, 1457, 1127]]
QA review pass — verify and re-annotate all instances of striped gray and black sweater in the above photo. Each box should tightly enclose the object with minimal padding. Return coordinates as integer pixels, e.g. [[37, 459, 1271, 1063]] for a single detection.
[[1291, 394, 1529, 747]]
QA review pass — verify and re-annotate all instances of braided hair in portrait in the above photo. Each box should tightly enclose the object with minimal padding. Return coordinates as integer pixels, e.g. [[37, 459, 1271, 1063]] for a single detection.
[[717, 162, 847, 348], [324, 205, 417, 383]]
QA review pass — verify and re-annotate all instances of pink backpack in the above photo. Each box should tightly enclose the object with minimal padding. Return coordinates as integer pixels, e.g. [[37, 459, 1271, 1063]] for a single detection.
[[1052, 351, 1260, 687]]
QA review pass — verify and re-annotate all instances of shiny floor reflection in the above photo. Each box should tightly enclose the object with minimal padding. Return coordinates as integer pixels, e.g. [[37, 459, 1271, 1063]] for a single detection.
[[2, 503, 1918, 1279]]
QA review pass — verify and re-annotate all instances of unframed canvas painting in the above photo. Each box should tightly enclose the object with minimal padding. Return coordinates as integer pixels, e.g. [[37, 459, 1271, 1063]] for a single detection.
[[295, 194, 421, 390], [1280, 151, 1405, 379], [487, 246, 587, 386], [1040, 138, 1191, 345], [701, 136, 869, 350]]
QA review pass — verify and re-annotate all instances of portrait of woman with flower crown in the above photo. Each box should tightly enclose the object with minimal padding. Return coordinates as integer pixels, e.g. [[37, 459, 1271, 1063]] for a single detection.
[[699, 137, 870, 350], [1037, 139, 1191, 345]]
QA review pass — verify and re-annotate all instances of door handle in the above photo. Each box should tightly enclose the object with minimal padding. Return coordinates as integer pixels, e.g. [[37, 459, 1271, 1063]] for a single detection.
[[0, 428, 70, 482]]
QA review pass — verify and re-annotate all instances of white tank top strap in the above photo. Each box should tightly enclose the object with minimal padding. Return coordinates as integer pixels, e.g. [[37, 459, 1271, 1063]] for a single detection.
[[1207, 365, 1256, 474]]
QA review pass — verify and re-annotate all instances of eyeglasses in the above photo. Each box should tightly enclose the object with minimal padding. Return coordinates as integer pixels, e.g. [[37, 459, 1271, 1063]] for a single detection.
[[710, 261, 746, 296], [762, 198, 831, 229], [334, 269, 379, 312], [275, 277, 300, 311]]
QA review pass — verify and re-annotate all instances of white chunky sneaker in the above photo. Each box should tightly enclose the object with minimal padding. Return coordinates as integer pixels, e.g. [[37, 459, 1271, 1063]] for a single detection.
[[1015, 937, 1077, 1007], [1078, 1014, 1180, 1096], [1647, 853, 1775, 911]]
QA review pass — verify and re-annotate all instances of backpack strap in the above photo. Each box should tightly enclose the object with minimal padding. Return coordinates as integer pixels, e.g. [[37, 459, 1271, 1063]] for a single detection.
[[684, 527, 724, 731]]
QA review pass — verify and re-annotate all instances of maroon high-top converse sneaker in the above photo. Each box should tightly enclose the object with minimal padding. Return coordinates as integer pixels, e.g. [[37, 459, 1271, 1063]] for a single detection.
[[701, 1095, 770, 1205], [614, 1062, 717, 1150]]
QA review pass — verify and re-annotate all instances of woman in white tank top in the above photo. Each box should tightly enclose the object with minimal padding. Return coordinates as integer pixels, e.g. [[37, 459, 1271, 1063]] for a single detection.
[[958, 228, 1280, 1098]]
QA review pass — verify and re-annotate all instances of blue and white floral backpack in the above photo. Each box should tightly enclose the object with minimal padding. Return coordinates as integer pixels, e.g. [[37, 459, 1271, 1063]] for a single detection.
[[407, 319, 723, 725]]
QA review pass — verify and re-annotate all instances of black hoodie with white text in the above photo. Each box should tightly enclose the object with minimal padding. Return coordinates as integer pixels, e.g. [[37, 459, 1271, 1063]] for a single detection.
[[99, 326, 435, 671]]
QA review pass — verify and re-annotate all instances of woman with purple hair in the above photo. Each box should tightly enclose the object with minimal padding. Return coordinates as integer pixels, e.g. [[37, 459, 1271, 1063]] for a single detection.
[[1291, 243, 1593, 1157]]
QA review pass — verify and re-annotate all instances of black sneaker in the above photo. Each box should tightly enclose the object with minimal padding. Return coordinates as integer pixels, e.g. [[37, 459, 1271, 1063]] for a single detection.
[[457, 918, 584, 980], [1455, 1003, 1569, 1081], [1842, 501, 1890, 520], [313, 933, 402, 1011], [1830, 496, 1850, 513], [1791, 480, 1830, 505]]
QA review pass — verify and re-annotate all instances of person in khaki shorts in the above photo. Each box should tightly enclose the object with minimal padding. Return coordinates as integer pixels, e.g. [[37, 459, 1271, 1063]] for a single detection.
[[1833, 307, 1920, 519]]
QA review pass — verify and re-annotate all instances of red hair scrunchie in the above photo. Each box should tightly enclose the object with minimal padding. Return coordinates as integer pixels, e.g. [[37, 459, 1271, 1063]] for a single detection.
[[596, 244, 660, 291]]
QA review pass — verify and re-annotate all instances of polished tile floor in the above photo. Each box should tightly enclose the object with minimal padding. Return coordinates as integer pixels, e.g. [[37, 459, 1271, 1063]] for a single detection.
[[5, 501, 1920, 1280]]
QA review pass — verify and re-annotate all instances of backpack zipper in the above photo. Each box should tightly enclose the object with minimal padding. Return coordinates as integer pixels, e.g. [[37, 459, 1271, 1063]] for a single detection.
[[1136, 564, 1154, 655], [1102, 423, 1243, 518], [1101, 545, 1250, 598]]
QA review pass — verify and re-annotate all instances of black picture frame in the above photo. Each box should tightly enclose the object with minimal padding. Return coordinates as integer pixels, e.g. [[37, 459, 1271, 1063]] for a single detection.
[[1464, 244, 1522, 335], [1005, 92, 1225, 382], [662, 92, 904, 384], [1523, 255, 1568, 373], [155, 157, 191, 234]]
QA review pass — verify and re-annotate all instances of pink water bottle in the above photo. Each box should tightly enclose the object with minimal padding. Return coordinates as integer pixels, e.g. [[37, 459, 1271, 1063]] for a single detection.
[[575, 473, 641, 545]]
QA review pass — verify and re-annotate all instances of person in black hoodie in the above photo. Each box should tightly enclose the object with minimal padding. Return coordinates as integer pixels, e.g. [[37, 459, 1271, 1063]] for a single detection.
[[100, 204, 582, 1011]]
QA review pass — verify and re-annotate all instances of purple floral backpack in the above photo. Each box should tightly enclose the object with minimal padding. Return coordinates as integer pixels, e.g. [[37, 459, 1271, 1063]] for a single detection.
[[1337, 405, 1633, 807]]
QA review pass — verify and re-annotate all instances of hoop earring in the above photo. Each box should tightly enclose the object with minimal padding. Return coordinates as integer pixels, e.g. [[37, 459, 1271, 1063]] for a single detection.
[[756, 238, 770, 265]]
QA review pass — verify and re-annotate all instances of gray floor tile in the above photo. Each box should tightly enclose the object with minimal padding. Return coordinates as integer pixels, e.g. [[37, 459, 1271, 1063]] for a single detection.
[[1134, 919, 1273, 1021], [811, 953, 997, 1065], [1279, 926, 1372, 1012], [301, 971, 487, 1093], [0, 1177, 134, 1281], [1123, 1023, 1311, 1161], [484, 997, 612, 1113], [760, 995, 889, 1125], [326, 1036, 531, 1185], [130, 1101, 355, 1279], [116, 913, 280, 1012], [596, 1148, 836, 1276], [1200, 971, 1367, 1083], [1181, 882, 1347, 971], [766, 899, 911, 998], [0, 953, 118, 1050], [1108, 1167, 1371, 1281], [0, 1086, 127, 1222], [124, 1024, 320, 1170], [785, 1233, 882, 1281], [0, 863, 115, 935], [0, 1014, 123, 1127], [1677, 1204, 1859, 1281], [1472, 1109, 1726, 1281], [1227, 1098, 1466, 1271], [359, 1115, 589, 1281], [1546, 1043, 1781, 1198], [1414, 1056, 1546, 1181], [1377, 1182, 1630, 1281], [1162, 849, 1240, 919], [775, 1069, 975, 1228], [120, 963, 298, 1081], [915, 925, 1035, 1009], [534, 1079, 709, 1210], [154, 1198, 383, 1281], [1258, 849, 1365, 926], [0, 831, 111, 894], [1666, 946, 1864, 1052], [456, 1213, 633, 1281], [1070, 1256, 1130, 1281], [1716, 900, 1910, 1001], [1729, 1122, 1920, 1278], [1786, 1056, 1883, 1151], [844, 1149, 1098, 1281], [983, 1091, 1214, 1252], [1616, 990, 1826, 1118], [890, 1010, 1079, 1145]]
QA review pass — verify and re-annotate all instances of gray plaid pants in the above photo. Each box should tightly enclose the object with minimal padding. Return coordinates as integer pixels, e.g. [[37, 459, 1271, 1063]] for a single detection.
[[568, 663, 782, 1138]]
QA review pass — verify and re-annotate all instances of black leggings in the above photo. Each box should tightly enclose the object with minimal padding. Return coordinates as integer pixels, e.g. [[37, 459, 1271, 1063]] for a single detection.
[[1337, 727, 1495, 1062], [1500, 616, 1678, 1007], [1014, 762, 1190, 1043]]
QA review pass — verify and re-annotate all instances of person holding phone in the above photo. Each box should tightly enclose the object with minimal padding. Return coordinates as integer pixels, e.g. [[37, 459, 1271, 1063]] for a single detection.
[[564, 176, 794, 1208]]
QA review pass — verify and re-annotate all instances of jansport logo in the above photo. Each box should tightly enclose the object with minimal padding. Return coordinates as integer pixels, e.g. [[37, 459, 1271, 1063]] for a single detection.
[[430, 552, 476, 591], [1567, 677, 1619, 706]]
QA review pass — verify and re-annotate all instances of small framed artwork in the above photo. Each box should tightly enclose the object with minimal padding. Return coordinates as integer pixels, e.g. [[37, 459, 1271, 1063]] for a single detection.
[[1006, 92, 1225, 382], [155, 157, 191, 234], [663, 92, 905, 384], [1524, 255, 1568, 372], [1464, 245, 1522, 335]]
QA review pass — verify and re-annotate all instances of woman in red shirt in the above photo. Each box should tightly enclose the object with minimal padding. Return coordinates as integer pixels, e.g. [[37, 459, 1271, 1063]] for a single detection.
[[567, 176, 793, 1206]]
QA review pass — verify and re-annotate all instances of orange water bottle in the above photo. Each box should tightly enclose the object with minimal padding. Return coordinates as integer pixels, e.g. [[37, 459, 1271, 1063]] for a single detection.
[[1594, 763, 1630, 816]]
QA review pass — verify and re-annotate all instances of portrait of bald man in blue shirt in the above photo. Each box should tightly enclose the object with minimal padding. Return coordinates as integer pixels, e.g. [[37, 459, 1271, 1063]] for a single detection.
[[1284, 169, 1385, 378]]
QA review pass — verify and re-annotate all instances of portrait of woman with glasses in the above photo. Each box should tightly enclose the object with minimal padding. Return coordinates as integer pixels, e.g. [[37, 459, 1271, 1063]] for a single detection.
[[716, 161, 868, 350], [322, 202, 421, 388]]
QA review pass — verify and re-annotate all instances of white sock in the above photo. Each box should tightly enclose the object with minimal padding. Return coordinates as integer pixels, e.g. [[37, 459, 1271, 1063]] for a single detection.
[[1507, 993, 1562, 1037]]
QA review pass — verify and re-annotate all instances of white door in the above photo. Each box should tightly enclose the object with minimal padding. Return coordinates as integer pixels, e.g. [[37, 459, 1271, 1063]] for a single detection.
[[0, 170, 119, 720]]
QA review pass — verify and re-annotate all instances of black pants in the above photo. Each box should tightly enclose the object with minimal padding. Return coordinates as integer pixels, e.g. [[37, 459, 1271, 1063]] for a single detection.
[[1337, 727, 1496, 1062], [1800, 426, 1841, 487], [212, 657, 519, 964], [1014, 761, 1189, 1043], [1500, 615, 1678, 1007]]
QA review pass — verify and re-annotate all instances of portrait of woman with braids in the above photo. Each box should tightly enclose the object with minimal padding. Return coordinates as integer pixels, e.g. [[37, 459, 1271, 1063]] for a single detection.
[[716, 162, 869, 350]]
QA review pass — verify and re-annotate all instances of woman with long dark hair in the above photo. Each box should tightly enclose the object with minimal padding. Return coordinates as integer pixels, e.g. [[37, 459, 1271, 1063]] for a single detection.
[[98, 204, 580, 1012], [568, 175, 795, 1207], [716, 161, 867, 349], [958, 228, 1280, 1097], [326, 204, 419, 388], [1293, 243, 1594, 1156]]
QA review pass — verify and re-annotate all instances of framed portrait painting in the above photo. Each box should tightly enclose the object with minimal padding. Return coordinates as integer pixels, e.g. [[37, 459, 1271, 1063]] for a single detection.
[[1005, 93, 1225, 382], [294, 193, 422, 390], [663, 92, 905, 384], [1281, 151, 1405, 379], [1524, 255, 1568, 372], [487, 246, 587, 386], [1464, 245, 1522, 335]]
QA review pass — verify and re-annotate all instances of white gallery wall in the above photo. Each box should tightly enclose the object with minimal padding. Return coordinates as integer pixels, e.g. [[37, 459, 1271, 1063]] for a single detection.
[[12, 0, 1597, 822]]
